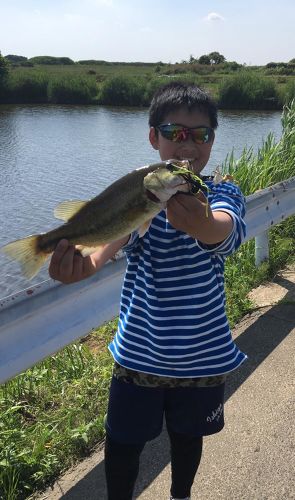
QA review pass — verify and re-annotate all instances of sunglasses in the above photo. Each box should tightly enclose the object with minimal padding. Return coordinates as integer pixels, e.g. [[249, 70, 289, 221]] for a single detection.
[[156, 124, 214, 144]]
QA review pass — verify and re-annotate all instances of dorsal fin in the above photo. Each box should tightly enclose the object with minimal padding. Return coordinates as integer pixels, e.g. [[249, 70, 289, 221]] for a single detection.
[[54, 200, 88, 221]]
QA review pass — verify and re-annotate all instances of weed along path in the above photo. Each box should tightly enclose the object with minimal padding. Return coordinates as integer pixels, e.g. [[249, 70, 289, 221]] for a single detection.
[[35, 265, 295, 500]]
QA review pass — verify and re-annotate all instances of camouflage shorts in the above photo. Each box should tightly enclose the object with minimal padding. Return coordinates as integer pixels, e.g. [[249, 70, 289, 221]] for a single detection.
[[112, 362, 226, 388]]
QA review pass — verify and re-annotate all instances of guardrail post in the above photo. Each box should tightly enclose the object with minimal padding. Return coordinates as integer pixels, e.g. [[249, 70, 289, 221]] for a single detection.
[[255, 231, 269, 266]]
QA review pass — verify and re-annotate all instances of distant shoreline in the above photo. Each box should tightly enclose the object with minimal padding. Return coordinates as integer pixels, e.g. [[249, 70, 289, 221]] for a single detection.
[[0, 60, 294, 109]]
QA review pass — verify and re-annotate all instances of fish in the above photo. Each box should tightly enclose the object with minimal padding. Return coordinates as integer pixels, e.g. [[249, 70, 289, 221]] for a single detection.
[[0, 159, 201, 280]]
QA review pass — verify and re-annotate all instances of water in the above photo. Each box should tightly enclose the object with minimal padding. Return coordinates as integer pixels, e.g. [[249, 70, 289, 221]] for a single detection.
[[0, 105, 282, 298]]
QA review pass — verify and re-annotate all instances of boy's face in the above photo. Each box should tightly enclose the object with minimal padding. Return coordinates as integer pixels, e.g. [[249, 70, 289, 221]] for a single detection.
[[149, 106, 214, 175]]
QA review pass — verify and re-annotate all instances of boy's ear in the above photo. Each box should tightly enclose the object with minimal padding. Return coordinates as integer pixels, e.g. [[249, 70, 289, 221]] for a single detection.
[[149, 127, 159, 150]]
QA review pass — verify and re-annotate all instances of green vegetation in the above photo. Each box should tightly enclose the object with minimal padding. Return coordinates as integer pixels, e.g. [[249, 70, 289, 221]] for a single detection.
[[0, 323, 115, 500], [1, 52, 295, 107], [29, 56, 75, 65], [47, 76, 97, 104], [0, 100, 295, 498], [99, 74, 145, 106], [222, 100, 295, 321], [5, 72, 48, 104], [0, 52, 9, 90], [218, 71, 280, 109]]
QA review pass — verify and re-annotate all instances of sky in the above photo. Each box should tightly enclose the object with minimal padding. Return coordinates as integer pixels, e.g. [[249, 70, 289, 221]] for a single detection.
[[1, 0, 294, 66]]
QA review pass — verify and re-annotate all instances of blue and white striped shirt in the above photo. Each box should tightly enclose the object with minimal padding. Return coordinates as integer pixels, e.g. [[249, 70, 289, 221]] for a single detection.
[[109, 180, 247, 377]]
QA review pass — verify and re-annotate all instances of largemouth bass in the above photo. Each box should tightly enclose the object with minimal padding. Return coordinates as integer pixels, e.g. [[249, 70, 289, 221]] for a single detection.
[[1, 159, 203, 280]]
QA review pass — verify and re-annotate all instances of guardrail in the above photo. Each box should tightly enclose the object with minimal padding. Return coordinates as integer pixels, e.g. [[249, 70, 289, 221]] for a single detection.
[[1, 176, 295, 384]]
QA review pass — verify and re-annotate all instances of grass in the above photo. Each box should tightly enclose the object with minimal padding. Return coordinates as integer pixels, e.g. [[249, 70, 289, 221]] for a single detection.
[[1, 62, 294, 106], [0, 321, 116, 499], [0, 101, 295, 499]]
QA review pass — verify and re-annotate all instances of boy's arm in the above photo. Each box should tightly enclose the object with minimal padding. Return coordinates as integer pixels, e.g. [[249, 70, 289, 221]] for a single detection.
[[167, 192, 233, 244], [48, 236, 129, 284]]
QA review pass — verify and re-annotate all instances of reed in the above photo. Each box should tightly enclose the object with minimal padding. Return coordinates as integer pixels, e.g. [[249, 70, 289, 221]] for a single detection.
[[47, 76, 97, 104], [1, 66, 294, 107], [2, 71, 49, 103], [222, 100, 295, 323], [284, 78, 295, 104], [222, 99, 295, 193], [218, 70, 281, 109], [98, 75, 146, 106]]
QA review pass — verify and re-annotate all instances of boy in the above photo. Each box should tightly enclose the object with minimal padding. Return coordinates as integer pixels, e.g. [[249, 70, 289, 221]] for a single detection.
[[49, 82, 246, 500]]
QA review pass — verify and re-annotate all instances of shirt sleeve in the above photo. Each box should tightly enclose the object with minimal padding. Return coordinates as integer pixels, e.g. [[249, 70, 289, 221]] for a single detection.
[[196, 181, 247, 257]]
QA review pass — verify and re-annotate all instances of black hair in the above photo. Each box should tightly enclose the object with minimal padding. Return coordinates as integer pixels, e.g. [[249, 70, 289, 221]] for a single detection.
[[148, 81, 218, 130]]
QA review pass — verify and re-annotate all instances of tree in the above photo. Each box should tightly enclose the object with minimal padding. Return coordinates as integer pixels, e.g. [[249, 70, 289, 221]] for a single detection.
[[5, 54, 27, 64], [28, 56, 75, 65], [208, 51, 226, 65], [0, 51, 9, 84], [198, 54, 211, 65]]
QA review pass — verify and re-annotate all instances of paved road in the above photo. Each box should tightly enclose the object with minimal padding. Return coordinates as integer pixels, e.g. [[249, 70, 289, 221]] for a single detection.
[[37, 266, 295, 500]]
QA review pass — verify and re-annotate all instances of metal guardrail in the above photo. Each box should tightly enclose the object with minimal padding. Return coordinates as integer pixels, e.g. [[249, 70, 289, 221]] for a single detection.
[[0, 176, 295, 384]]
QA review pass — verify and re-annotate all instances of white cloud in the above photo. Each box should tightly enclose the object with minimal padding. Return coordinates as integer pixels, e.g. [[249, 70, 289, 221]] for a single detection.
[[205, 12, 225, 22]]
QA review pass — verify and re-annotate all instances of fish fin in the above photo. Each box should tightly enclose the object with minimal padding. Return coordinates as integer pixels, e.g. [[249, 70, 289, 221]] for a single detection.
[[54, 200, 88, 221], [76, 245, 106, 257], [138, 219, 152, 237], [0, 235, 48, 280]]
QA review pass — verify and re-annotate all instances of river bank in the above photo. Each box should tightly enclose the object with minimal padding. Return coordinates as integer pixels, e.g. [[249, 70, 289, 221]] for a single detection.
[[1, 63, 295, 108]]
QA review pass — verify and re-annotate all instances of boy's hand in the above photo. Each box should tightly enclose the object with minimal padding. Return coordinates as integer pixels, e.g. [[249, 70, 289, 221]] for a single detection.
[[167, 193, 233, 244], [167, 192, 208, 237], [49, 239, 97, 284]]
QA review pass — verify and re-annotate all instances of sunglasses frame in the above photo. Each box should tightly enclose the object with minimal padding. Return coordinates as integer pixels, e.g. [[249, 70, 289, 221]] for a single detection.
[[156, 123, 214, 144]]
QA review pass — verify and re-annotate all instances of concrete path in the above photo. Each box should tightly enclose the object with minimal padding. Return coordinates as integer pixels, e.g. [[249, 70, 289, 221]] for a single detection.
[[36, 265, 295, 500]]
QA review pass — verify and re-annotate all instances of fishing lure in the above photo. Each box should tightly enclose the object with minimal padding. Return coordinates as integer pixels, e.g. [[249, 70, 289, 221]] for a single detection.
[[167, 162, 210, 215]]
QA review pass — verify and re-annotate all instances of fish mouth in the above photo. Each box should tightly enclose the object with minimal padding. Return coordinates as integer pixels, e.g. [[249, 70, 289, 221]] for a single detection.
[[145, 189, 161, 203]]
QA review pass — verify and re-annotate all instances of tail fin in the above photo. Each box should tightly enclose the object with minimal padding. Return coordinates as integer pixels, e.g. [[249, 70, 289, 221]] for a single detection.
[[1, 235, 48, 279]]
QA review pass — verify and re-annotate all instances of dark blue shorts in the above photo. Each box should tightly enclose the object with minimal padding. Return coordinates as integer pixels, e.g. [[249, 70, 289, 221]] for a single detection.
[[105, 375, 225, 444]]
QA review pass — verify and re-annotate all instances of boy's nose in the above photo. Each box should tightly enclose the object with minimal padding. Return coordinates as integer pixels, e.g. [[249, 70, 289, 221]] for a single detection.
[[178, 141, 199, 156], [182, 132, 198, 146]]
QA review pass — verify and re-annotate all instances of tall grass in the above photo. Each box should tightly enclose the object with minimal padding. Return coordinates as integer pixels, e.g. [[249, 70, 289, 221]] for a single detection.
[[47, 76, 97, 104], [98, 75, 146, 106], [0, 72, 98, 105], [1, 65, 294, 107], [0, 102, 294, 499], [222, 99, 295, 193], [3, 72, 49, 104], [0, 322, 115, 499], [284, 78, 295, 104], [222, 100, 295, 322], [218, 70, 281, 109]]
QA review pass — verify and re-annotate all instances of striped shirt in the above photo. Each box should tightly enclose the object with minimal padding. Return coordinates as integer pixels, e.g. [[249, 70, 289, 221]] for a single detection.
[[109, 180, 247, 378]]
